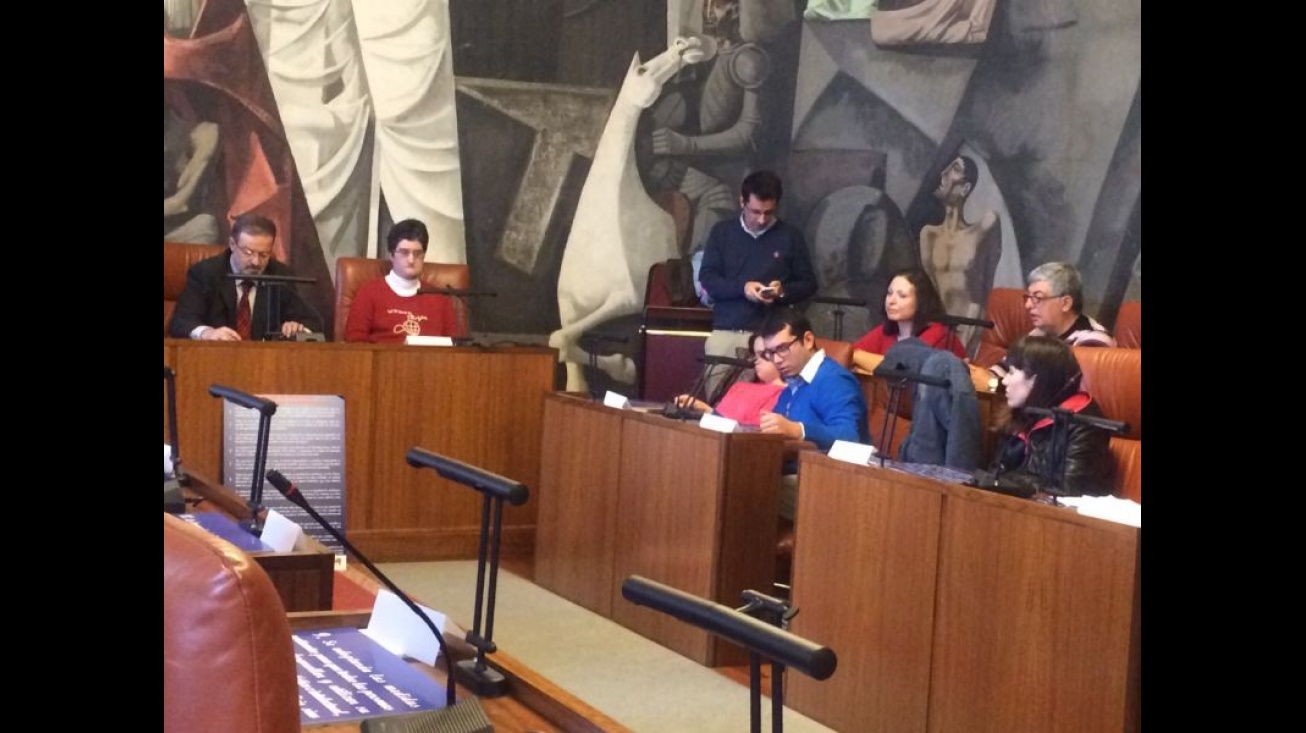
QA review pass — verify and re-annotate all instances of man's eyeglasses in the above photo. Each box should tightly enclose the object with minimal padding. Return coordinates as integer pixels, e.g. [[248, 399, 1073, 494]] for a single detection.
[[1022, 292, 1064, 305], [235, 245, 273, 261], [759, 336, 801, 362]]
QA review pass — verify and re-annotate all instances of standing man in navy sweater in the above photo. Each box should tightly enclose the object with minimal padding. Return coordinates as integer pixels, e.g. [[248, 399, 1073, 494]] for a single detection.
[[698, 170, 817, 396]]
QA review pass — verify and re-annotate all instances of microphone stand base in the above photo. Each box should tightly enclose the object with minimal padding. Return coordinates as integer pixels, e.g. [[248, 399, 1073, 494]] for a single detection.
[[453, 658, 509, 698], [360, 695, 493, 733]]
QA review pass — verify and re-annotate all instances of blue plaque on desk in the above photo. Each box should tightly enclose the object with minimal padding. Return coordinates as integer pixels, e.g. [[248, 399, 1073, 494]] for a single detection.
[[293, 627, 446, 725], [182, 512, 274, 552]]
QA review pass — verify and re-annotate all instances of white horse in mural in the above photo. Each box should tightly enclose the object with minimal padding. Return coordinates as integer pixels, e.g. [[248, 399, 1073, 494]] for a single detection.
[[549, 36, 716, 394]]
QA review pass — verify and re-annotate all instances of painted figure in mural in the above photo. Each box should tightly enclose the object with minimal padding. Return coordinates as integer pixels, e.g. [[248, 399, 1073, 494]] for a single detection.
[[343, 219, 462, 344], [550, 35, 717, 393], [168, 214, 323, 341], [920, 155, 1002, 323], [164, 102, 222, 244], [698, 170, 817, 396], [645, 0, 798, 254]]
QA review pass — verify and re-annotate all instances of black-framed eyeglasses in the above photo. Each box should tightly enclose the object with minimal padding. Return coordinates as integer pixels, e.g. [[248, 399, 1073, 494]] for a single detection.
[[1022, 292, 1064, 305], [759, 336, 801, 362]]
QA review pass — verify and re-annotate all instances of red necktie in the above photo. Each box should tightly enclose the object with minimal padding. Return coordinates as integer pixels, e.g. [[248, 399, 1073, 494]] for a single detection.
[[235, 281, 253, 340]]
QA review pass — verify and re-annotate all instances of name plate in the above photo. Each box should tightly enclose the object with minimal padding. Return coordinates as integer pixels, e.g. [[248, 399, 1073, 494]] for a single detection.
[[405, 335, 454, 347], [827, 439, 877, 466], [603, 391, 631, 409], [698, 412, 738, 433], [260, 508, 304, 552]]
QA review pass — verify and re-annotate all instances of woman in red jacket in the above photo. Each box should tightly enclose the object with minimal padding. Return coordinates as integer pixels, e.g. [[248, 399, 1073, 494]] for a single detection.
[[851, 267, 965, 373]]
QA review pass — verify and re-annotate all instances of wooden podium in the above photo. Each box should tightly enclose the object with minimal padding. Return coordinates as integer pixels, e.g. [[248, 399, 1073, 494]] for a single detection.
[[534, 393, 787, 666], [164, 339, 556, 562], [785, 453, 1141, 733]]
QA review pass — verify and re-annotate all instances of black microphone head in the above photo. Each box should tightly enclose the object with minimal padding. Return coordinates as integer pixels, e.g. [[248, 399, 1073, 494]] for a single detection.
[[265, 469, 307, 509]]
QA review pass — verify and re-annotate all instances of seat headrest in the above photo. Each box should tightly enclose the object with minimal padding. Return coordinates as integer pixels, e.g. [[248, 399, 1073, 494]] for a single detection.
[[1072, 346, 1141, 440], [163, 513, 300, 733]]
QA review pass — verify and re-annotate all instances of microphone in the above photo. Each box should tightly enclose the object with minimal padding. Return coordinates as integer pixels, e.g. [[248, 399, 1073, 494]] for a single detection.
[[266, 469, 491, 729], [699, 354, 754, 369], [163, 365, 187, 513], [225, 272, 325, 340], [208, 384, 278, 415], [1023, 406, 1129, 435], [621, 575, 837, 681], [404, 449, 529, 505], [225, 272, 316, 285], [935, 314, 995, 329], [871, 362, 951, 390]]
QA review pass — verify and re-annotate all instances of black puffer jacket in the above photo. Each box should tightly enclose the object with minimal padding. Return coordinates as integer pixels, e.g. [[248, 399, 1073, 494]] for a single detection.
[[993, 393, 1113, 497]]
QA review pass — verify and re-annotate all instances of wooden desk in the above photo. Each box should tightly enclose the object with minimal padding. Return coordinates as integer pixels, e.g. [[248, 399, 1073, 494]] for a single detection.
[[164, 339, 556, 561], [182, 469, 335, 612], [785, 453, 1141, 733], [534, 392, 787, 666], [289, 600, 628, 731]]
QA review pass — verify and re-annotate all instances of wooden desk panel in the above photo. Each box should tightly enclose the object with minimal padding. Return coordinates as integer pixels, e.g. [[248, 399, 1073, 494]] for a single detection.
[[785, 453, 1141, 733], [929, 493, 1139, 733], [786, 456, 944, 733], [183, 470, 335, 612], [166, 339, 555, 562], [534, 396, 625, 615], [364, 348, 554, 559], [536, 394, 786, 666]]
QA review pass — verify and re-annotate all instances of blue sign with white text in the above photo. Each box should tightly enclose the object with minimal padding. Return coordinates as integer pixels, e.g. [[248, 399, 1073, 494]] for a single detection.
[[293, 627, 446, 725]]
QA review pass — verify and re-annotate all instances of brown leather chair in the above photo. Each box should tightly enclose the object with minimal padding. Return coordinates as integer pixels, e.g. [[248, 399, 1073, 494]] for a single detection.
[[164, 241, 228, 336], [333, 257, 470, 342], [1073, 346, 1142, 503], [974, 287, 1029, 368], [1115, 301, 1141, 349], [164, 512, 300, 733], [813, 336, 853, 368]]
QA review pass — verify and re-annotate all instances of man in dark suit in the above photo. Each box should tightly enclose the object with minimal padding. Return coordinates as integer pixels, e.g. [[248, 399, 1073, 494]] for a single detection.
[[168, 213, 322, 340]]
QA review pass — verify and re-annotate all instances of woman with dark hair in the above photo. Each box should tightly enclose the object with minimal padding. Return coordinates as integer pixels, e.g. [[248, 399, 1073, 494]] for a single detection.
[[851, 267, 965, 372], [991, 334, 1112, 496]]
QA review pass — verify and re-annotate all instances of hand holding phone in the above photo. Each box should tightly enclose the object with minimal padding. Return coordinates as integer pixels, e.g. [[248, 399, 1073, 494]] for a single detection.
[[757, 285, 778, 298]]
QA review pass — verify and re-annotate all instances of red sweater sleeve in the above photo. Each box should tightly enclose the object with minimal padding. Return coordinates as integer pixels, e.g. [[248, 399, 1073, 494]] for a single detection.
[[852, 326, 892, 355], [343, 280, 380, 343]]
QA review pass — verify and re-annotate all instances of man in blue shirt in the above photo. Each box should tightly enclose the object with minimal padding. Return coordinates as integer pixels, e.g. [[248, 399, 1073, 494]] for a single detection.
[[756, 309, 870, 520]]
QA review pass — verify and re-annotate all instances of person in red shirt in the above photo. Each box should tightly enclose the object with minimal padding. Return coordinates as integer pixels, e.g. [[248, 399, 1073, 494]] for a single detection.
[[673, 332, 785, 427], [343, 219, 461, 343], [851, 267, 965, 374]]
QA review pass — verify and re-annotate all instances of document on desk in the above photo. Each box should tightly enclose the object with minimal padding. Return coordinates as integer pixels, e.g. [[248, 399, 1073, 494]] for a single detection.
[[362, 589, 449, 667], [1060, 495, 1142, 527], [293, 626, 446, 724]]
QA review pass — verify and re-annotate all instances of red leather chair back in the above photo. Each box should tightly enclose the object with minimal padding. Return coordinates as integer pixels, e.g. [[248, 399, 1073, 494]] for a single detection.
[[974, 288, 1029, 367], [164, 513, 300, 733], [333, 257, 470, 342], [1115, 301, 1141, 349], [164, 241, 228, 336], [1073, 346, 1142, 503]]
